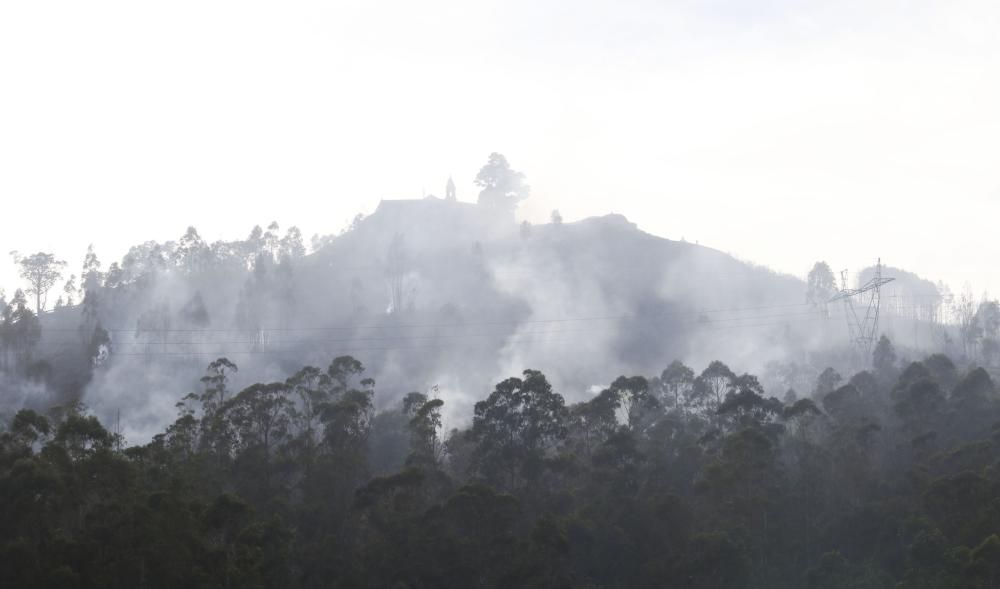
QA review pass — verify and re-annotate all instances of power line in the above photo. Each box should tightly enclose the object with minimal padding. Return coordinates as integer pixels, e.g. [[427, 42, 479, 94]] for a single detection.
[[36, 307, 860, 346], [39, 300, 821, 334], [36, 312, 859, 359], [35, 304, 937, 352]]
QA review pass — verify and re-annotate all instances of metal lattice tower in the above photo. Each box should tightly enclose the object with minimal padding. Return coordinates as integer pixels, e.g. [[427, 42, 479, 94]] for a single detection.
[[829, 258, 895, 359]]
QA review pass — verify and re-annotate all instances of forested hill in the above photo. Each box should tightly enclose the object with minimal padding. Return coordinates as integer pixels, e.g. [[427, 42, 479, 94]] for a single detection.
[[3, 330, 1000, 587], [6, 198, 1000, 589], [8, 197, 813, 440]]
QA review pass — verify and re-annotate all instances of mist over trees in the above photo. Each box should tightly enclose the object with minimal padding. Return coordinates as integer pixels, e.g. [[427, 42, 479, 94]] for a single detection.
[[3, 342, 1000, 587], [2, 153, 1000, 587]]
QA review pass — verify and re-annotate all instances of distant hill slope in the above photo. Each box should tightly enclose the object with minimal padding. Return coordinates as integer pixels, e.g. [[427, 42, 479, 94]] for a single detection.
[[263, 198, 812, 407], [27, 197, 839, 440]]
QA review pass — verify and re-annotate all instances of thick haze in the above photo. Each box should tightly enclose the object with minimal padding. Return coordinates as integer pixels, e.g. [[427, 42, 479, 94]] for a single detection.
[[1, 0, 999, 294]]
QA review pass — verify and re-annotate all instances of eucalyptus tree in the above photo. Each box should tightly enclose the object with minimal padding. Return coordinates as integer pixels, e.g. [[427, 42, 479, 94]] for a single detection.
[[470, 369, 567, 491], [11, 251, 66, 314]]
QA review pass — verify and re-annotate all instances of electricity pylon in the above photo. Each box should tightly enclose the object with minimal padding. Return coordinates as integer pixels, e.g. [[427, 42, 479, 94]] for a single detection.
[[829, 258, 894, 360]]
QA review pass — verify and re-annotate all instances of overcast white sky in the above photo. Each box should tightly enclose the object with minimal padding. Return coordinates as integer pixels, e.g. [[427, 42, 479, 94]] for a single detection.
[[1, 0, 998, 300]]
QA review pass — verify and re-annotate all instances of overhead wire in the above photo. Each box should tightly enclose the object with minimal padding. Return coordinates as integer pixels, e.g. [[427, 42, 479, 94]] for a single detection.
[[28, 305, 940, 359], [37, 300, 823, 333]]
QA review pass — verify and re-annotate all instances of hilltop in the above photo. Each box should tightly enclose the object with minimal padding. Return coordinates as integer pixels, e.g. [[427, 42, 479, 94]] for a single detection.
[[12, 197, 836, 439]]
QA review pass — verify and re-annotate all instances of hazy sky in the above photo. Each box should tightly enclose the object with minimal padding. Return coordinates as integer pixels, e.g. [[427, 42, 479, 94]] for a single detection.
[[1, 0, 998, 301]]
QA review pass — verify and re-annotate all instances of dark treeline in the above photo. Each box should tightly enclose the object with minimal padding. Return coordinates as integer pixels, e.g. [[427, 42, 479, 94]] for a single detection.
[[3, 338, 1000, 588]]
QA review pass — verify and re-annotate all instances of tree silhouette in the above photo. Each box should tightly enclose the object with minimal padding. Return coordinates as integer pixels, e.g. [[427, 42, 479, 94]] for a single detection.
[[474, 152, 529, 211], [11, 251, 67, 314], [806, 261, 837, 310]]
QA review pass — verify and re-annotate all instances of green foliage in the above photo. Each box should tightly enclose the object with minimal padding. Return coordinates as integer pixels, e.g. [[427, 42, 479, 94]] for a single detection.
[[2, 353, 1000, 588], [471, 369, 568, 491]]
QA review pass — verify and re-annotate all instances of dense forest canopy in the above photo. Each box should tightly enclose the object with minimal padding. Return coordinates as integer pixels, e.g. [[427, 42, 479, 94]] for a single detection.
[[2, 155, 1000, 587], [3, 344, 1000, 587]]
